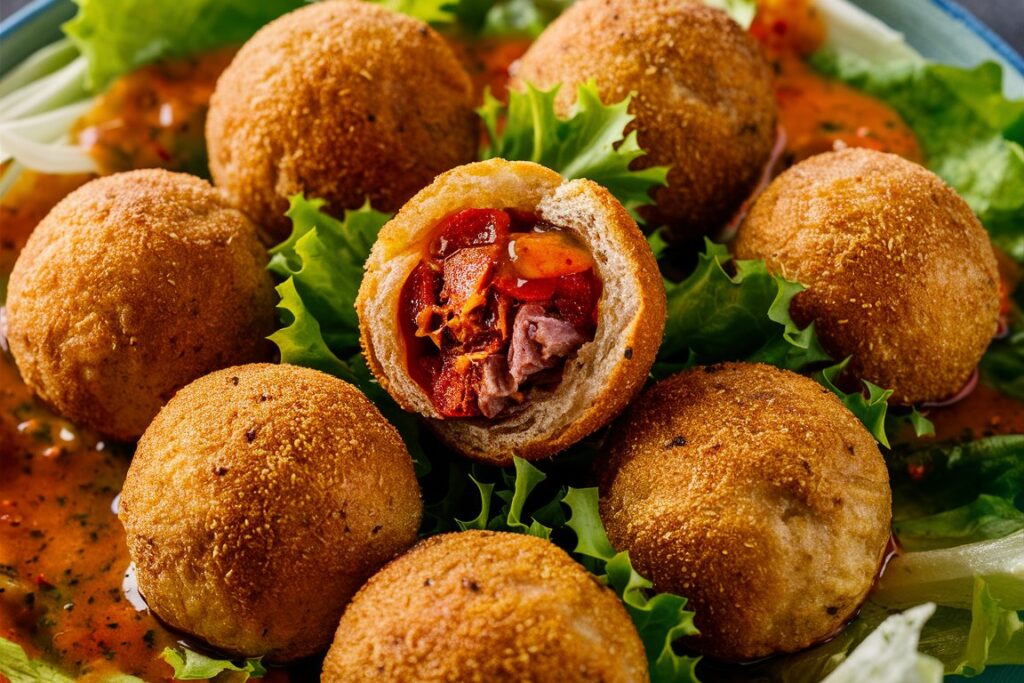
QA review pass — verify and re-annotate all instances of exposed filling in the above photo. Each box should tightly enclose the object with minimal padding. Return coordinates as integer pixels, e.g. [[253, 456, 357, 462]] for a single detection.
[[399, 208, 602, 419]]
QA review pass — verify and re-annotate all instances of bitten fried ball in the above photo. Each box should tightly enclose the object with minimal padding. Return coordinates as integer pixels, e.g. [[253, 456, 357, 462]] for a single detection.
[[598, 363, 891, 661], [734, 149, 1000, 404], [120, 364, 423, 661], [513, 0, 777, 241], [321, 530, 648, 682], [358, 159, 666, 465], [206, 0, 478, 237], [5, 170, 275, 440]]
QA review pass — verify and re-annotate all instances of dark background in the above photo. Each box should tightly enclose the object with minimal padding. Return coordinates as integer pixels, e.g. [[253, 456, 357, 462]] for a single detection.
[[1, 0, 1022, 61]]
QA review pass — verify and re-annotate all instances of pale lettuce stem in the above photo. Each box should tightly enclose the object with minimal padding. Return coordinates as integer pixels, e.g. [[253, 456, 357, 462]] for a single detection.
[[0, 38, 78, 98], [0, 99, 95, 164], [0, 131, 97, 174], [872, 531, 1024, 610], [0, 57, 88, 120], [0, 159, 25, 198]]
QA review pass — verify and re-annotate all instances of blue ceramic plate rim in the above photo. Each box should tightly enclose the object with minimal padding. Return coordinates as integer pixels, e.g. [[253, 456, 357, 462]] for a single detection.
[[0, 2, 1020, 683]]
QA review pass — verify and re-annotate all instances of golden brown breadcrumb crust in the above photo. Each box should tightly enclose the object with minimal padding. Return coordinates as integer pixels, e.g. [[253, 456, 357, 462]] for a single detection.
[[206, 0, 478, 237], [5, 169, 275, 440], [321, 531, 649, 682], [734, 148, 1000, 404], [512, 0, 776, 241], [357, 159, 666, 464], [120, 363, 422, 661], [598, 363, 891, 661]]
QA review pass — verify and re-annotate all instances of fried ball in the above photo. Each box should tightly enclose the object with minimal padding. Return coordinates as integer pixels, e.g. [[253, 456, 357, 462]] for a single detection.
[[734, 149, 1000, 404], [598, 363, 891, 661], [5, 170, 275, 440], [512, 0, 777, 241], [206, 0, 478, 237], [120, 363, 423, 661], [321, 530, 648, 682]]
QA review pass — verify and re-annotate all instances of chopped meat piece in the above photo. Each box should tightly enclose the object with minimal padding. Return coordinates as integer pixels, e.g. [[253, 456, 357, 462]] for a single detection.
[[477, 355, 518, 418], [532, 316, 585, 359], [509, 304, 586, 385]]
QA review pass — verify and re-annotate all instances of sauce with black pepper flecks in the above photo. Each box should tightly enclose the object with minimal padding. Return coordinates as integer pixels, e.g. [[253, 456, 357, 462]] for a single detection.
[[1, 6, 1021, 680]]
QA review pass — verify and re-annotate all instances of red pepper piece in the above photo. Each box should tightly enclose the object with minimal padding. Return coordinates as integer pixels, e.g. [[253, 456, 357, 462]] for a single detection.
[[403, 261, 440, 332], [441, 247, 497, 310], [432, 208, 510, 259], [493, 275, 558, 302], [553, 270, 601, 330], [432, 360, 479, 417]]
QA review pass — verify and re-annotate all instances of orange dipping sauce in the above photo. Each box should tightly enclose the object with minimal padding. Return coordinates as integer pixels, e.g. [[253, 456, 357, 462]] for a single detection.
[[0, 3, 1020, 680], [751, 0, 923, 167]]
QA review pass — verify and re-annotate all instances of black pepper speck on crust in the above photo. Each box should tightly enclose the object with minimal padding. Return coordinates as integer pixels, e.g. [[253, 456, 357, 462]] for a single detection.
[[206, 0, 478, 238], [734, 148, 1000, 404], [597, 363, 891, 661], [5, 170, 276, 440], [119, 363, 422, 662], [513, 0, 777, 241], [321, 531, 649, 682]]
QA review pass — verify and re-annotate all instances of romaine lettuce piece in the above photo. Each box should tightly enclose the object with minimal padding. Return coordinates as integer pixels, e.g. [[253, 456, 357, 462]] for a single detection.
[[872, 531, 1024, 610], [889, 435, 1024, 550], [63, 0, 305, 90]]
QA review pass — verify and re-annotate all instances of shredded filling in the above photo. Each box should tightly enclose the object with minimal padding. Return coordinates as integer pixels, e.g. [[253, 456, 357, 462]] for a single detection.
[[399, 208, 602, 418]]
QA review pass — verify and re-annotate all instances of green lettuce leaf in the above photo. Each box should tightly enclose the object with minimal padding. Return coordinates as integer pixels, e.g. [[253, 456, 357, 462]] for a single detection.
[[702, 0, 756, 29], [656, 240, 830, 376], [872, 531, 1024, 611], [450, 459, 700, 682], [816, 358, 894, 447], [751, 577, 1024, 682], [815, 358, 936, 447], [62, 0, 304, 91], [478, 81, 669, 219], [267, 195, 431, 475], [887, 435, 1024, 551], [269, 196, 389, 355], [0, 637, 146, 683], [812, 52, 1024, 260], [161, 646, 265, 681], [886, 407, 937, 441], [0, 638, 73, 683], [374, 0, 456, 24], [456, 457, 561, 538], [452, 0, 574, 36], [653, 241, 919, 445], [919, 577, 1024, 676], [563, 488, 700, 683]]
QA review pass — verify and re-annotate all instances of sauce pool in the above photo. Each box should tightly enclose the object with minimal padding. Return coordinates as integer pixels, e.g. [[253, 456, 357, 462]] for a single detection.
[[751, 0, 923, 167], [1, 6, 1023, 681]]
